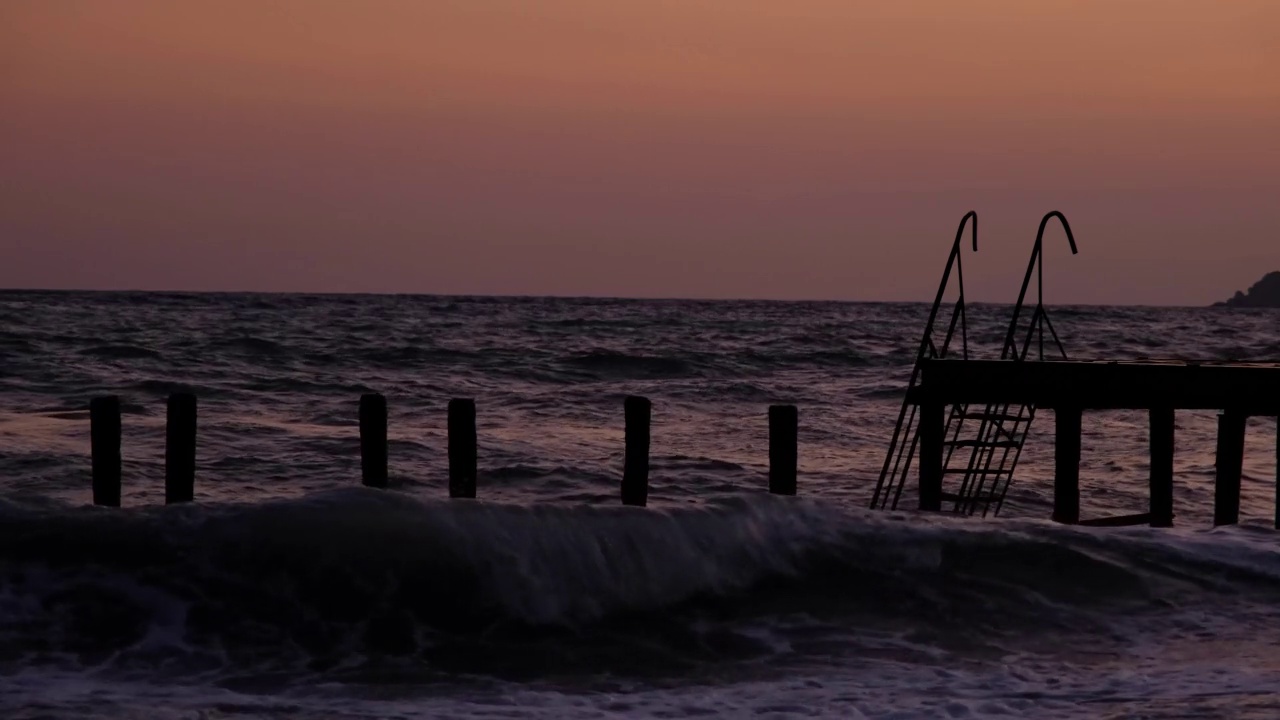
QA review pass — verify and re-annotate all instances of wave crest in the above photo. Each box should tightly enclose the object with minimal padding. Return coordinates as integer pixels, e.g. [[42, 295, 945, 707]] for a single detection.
[[1, 491, 1278, 675]]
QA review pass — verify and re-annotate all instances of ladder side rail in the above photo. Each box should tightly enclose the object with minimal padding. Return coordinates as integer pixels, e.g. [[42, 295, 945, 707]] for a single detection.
[[957, 250, 970, 359], [886, 302, 969, 511], [1041, 310, 1070, 360], [957, 407, 1007, 514], [962, 403, 1034, 515], [872, 330, 942, 508], [937, 297, 965, 360], [890, 408, 929, 510], [874, 397, 915, 509], [872, 376, 923, 508], [1003, 249, 1040, 359], [879, 403, 922, 510], [990, 406, 1038, 516], [872, 212, 978, 509], [978, 404, 1034, 515], [942, 404, 970, 467], [1018, 308, 1047, 362], [952, 410, 1002, 512]]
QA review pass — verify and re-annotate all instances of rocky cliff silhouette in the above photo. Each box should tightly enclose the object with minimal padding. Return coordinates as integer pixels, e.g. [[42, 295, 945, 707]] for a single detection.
[[1217, 271, 1280, 308]]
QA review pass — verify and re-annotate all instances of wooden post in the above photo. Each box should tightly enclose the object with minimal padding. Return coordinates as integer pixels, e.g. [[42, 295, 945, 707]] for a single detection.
[[448, 398, 477, 498], [90, 396, 121, 507], [768, 405, 798, 495], [1053, 406, 1082, 524], [1148, 407, 1174, 527], [360, 393, 388, 489], [622, 395, 651, 506], [165, 393, 197, 504], [1214, 410, 1246, 526], [918, 400, 943, 512], [1275, 417, 1280, 529]]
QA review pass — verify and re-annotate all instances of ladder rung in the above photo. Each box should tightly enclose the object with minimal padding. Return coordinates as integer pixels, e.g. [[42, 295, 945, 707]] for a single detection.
[[943, 439, 1020, 448], [960, 411, 1026, 423], [943, 468, 1012, 475]]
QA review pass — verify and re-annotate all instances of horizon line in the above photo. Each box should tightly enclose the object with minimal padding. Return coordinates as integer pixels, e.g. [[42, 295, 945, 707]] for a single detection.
[[0, 286, 1230, 310]]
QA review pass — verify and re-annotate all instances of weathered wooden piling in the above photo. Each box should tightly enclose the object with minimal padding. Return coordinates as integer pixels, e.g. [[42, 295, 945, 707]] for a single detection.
[[622, 395, 651, 506], [1214, 410, 1246, 526], [1148, 407, 1174, 527], [448, 398, 477, 498], [359, 393, 388, 489], [1053, 406, 1082, 524], [165, 393, 197, 503], [90, 396, 121, 507], [1275, 420, 1280, 529], [768, 405, 798, 495], [918, 400, 943, 512]]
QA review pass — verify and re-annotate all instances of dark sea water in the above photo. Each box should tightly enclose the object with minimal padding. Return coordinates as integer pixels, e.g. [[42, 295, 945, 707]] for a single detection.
[[1, 291, 1279, 719]]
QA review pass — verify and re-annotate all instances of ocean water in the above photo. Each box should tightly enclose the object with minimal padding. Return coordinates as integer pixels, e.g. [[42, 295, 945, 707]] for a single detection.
[[1, 290, 1279, 719]]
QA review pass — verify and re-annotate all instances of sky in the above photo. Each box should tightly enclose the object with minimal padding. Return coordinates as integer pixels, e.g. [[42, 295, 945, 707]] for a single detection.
[[2, 1, 1278, 304]]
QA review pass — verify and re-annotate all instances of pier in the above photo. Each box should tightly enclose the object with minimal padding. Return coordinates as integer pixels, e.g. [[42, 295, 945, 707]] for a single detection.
[[72, 210, 1280, 529], [871, 210, 1280, 528], [915, 358, 1280, 527]]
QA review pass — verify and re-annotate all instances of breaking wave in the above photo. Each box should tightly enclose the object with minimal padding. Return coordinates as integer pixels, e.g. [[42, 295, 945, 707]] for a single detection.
[[1, 490, 1277, 678]]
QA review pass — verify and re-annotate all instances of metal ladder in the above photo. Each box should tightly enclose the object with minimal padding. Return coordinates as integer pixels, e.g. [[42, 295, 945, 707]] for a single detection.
[[872, 211, 1079, 516], [870, 212, 978, 511]]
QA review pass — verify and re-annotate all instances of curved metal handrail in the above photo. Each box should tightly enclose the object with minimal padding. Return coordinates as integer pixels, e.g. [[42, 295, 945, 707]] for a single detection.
[[970, 210, 1080, 518], [1002, 211, 1078, 360], [921, 211, 979, 360]]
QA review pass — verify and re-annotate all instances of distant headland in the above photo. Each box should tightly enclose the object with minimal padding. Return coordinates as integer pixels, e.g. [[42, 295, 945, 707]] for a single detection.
[[1216, 271, 1280, 308]]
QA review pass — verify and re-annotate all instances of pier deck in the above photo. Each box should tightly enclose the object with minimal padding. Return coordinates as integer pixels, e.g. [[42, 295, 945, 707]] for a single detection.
[[916, 359, 1280, 413], [913, 358, 1280, 527]]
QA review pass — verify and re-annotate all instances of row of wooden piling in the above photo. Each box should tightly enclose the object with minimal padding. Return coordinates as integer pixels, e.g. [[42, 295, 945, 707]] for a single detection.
[[355, 394, 479, 498], [87, 393, 801, 506]]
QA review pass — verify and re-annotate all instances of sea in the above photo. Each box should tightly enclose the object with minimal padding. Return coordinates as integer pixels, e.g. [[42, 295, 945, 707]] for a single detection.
[[1, 290, 1278, 719]]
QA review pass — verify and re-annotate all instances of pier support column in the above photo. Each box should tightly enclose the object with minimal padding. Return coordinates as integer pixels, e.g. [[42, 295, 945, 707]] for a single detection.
[[359, 393, 388, 489], [622, 396, 651, 506], [165, 393, 197, 504], [90, 396, 122, 507], [768, 405, 798, 496], [1214, 410, 1246, 527], [1053, 406, 1082, 525], [1148, 407, 1174, 527], [918, 400, 943, 512], [448, 399, 477, 498], [1275, 418, 1280, 529]]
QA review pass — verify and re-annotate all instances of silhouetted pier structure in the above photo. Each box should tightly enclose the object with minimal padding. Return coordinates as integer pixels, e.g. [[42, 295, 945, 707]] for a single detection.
[[915, 358, 1280, 527], [872, 210, 1280, 528], [78, 210, 1279, 527]]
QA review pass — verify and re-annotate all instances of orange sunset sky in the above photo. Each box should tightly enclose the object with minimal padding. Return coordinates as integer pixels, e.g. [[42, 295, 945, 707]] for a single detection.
[[2, 1, 1278, 304]]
